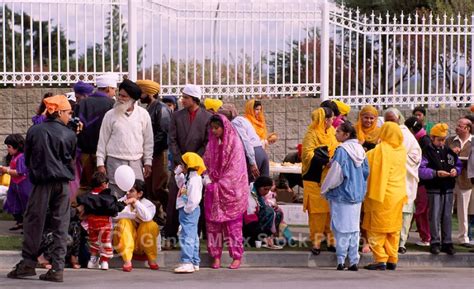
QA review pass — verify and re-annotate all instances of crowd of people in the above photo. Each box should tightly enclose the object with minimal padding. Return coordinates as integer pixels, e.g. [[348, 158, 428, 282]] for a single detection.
[[1, 73, 473, 282]]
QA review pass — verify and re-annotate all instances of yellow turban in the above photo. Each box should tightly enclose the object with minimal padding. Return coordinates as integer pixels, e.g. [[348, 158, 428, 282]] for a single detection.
[[204, 98, 223, 113], [44, 95, 71, 114], [333, 100, 351, 115], [182, 152, 206, 176], [136, 80, 160, 96], [430, 123, 449, 137]]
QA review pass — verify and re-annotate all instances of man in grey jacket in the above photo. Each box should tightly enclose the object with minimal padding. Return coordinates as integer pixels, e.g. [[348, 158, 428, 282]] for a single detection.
[[164, 84, 211, 247]]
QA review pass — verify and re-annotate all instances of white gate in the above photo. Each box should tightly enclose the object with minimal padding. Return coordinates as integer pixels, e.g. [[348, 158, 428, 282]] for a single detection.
[[328, 5, 474, 107], [1, 0, 473, 106]]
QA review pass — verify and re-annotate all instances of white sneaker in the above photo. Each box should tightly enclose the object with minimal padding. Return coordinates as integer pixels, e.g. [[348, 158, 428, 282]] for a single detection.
[[174, 263, 195, 273], [100, 261, 109, 270], [415, 241, 430, 247], [87, 256, 100, 269], [193, 265, 200, 271]]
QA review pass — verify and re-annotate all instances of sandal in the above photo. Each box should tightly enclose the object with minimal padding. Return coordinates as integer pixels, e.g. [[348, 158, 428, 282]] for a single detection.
[[361, 245, 371, 254], [37, 255, 52, 270], [70, 256, 81, 269], [311, 247, 321, 255]]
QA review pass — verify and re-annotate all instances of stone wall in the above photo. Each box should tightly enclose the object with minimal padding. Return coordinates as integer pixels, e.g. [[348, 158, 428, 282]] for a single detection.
[[0, 88, 472, 163]]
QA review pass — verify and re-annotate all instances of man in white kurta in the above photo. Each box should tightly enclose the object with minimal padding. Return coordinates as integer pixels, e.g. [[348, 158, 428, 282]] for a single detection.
[[97, 79, 154, 197], [384, 108, 422, 253]]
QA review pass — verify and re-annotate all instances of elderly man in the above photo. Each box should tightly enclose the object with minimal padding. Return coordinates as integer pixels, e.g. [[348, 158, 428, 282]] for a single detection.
[[164, 84, 211, 248], [7, 95, 76, 282], [136, 79, 172, 213], [74, 74, 117, 196], [96, 79, 153, 197], [447, 117, 473, 247]]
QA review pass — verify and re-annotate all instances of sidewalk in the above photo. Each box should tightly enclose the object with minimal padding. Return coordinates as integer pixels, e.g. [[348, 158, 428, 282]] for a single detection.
[[1, 220, 473, 269]]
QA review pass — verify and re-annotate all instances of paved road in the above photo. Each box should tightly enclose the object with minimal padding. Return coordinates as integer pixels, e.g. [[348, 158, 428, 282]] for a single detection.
[[1, 267, 473, 289]]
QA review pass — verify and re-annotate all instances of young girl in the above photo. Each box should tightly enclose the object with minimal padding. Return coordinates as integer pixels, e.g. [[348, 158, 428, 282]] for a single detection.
[[113, 179, 159, 272], [174, 152, 206, 273], [321, 123, 369, 271], [203, 114, 248, 269], [1, 134, 32, 231]]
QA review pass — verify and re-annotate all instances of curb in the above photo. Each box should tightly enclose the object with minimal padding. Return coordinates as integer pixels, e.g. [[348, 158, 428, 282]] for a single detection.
[[1, 250, 473, 269]]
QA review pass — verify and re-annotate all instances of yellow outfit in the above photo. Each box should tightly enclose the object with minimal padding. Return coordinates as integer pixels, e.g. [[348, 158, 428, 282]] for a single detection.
[[302, 108, 339, 248], [113, 219, 159, 262], [136, 79, 160, 96], [0, 173, 10, 187], [362, 122, 407, 264], [354, 105, 380, 146]]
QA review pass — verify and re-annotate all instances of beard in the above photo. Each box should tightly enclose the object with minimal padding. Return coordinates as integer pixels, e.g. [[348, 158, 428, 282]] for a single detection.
[[114, 99, 134, 114]]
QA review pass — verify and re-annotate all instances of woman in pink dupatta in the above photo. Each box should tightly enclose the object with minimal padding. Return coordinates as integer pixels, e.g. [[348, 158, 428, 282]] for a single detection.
[[203, 114, 249, 270]]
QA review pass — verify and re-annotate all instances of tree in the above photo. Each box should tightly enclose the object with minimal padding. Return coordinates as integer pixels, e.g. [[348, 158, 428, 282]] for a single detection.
[[0, 5, 75, 76], [79, 5, 143, 74]]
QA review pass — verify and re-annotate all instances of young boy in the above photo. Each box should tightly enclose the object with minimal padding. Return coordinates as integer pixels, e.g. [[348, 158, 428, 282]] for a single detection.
[[174, 152, 206, 273], [419, 123, 462, 255], [76, 172, 119, 270]]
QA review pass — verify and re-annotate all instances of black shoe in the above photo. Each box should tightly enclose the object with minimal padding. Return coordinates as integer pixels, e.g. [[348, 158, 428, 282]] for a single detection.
[[398, 247, 407, 254], [311, 248, 321, 255], [9, 224, 23, 231], [39, 269, 63, 282], [336, 264, 345, 271], [7, 261, 36, 279], [386, 263, 397, 270], [441, 244, 456, 255], [348, 264, 358, 271], [327, 246, 336, 253], [430, 244, 440, 255], [460, 243, 473, 248], [364, 262, 386, 270]]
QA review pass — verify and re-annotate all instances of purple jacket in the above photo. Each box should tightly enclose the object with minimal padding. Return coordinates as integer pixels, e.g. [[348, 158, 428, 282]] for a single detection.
[[419, 145, 462, 192]]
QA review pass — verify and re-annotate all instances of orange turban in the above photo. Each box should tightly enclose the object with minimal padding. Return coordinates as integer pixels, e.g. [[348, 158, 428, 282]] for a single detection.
[[136, 80, 160, 96], [43, 95, 71, 114], [430, 123, 449, 137]]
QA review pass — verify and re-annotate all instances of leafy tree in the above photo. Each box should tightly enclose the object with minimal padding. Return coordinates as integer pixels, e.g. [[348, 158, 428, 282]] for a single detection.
[[0, 5, 74, 76], [79, 5, 143, 74]]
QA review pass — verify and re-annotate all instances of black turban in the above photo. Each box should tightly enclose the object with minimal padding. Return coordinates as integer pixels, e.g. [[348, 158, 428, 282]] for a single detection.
[[119, 79, 142, 100]]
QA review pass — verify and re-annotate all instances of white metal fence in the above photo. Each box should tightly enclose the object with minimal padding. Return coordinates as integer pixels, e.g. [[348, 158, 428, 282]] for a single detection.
[[1, 0, 473, 106], [329, 5, 474, 107]]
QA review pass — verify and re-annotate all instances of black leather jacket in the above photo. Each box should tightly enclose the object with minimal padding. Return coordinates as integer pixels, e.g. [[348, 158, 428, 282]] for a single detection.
[[148, 100, 172, 156], [25, 118, 77, 184]]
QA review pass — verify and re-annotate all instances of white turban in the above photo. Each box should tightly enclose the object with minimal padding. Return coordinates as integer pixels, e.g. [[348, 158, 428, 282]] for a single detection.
[[96, 73, 119, 88]]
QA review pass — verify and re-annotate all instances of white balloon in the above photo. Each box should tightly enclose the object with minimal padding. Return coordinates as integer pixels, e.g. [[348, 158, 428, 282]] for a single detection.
[[114, 165, 136, 192]]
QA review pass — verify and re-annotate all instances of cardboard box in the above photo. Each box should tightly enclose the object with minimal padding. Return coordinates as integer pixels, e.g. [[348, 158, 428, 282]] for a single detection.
[[279, 204, 308, 225]]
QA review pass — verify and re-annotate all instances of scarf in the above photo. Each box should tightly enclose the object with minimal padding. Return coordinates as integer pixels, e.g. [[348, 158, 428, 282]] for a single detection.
[[244, 99, 267, 140], [355, 105, 381, 144], [203, 114, 249, 222]]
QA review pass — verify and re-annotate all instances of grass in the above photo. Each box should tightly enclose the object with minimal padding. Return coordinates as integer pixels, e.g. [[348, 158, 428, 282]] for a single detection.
[[0, 236, 22, 250], [0, 212, 14, 221]]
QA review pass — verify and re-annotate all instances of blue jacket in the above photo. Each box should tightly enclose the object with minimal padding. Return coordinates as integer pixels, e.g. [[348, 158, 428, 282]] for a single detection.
[[322, 139, 369, 204]]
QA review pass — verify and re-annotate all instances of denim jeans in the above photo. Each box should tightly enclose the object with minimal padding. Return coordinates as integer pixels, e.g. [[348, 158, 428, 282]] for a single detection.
[[333, 230, 360, 266], [178, 207, 200, 265]]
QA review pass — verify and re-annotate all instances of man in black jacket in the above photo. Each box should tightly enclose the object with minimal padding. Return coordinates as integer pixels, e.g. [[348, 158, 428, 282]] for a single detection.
[[7, 95, 77, 282], [74, 74, 116, 196]]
